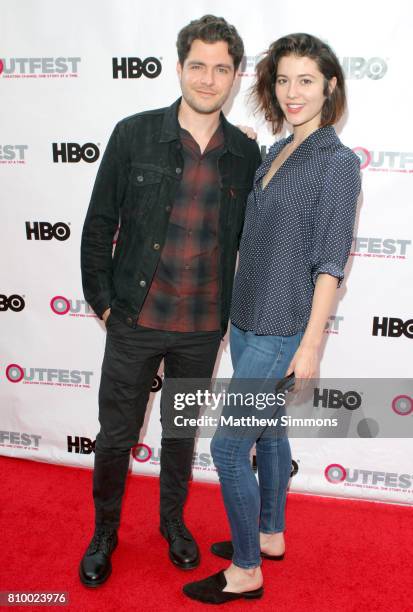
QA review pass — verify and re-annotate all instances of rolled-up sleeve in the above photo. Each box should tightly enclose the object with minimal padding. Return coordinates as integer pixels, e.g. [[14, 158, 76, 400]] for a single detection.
[[311, 149, 361, 287]]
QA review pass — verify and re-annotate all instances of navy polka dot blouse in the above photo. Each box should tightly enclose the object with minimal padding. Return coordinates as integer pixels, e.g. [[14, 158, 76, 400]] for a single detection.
[[230, 125, 361, 336]]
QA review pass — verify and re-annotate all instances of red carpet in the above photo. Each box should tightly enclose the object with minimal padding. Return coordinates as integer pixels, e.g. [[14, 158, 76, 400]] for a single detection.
[[0, 455, 412, 611]]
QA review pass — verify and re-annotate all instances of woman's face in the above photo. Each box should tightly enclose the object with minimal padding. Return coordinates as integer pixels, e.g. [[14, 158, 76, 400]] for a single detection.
[[275, 54, 336, 132]]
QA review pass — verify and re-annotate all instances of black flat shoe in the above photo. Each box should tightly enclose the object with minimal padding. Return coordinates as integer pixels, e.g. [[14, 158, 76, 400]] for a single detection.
[[211, 540, 285, 561], [183, 570, 263, 604], [79, 527, 118, 587], [160, 518, 200, 570]]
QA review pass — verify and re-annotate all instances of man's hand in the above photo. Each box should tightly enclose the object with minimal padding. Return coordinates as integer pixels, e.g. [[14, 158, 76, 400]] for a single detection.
[[102, 308, 111, 324], [237, 125, 257, 140]]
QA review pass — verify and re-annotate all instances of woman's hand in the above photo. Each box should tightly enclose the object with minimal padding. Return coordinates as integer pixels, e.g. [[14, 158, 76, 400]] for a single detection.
[[285, 344, 319, 391], [285, 274, 337, 390], [236, 125, 257, 140]]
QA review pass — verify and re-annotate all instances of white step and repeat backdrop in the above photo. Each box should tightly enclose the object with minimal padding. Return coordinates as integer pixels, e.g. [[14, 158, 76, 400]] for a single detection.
[[1, 0, 412, 504]]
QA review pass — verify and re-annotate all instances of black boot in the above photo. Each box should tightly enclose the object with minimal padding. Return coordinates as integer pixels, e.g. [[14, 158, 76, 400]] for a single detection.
[[160, 518, 200, 570], [79, 526, 118, 587]]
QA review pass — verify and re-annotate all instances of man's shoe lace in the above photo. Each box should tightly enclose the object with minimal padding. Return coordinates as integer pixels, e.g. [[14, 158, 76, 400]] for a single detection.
[[164, 518, 192, 542], [87, 527, 117, 555]]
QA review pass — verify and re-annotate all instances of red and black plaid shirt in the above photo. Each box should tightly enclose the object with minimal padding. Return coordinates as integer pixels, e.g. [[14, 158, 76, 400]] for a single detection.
[[138, 124, 224, 332]]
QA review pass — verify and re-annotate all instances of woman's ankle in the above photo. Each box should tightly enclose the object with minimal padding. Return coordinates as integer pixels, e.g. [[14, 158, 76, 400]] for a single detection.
[[260, 530, 284, 539], [259, 531, 285, 552], [226, 563, 263, 582]]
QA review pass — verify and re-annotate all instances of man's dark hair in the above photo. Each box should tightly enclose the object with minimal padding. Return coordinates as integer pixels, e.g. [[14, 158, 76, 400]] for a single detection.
[[176, 15, 244, 72], [252, 33, 346, 134]]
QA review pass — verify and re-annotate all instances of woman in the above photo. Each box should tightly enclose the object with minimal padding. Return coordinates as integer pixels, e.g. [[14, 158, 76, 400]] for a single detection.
[[183, 33, 361, 604]]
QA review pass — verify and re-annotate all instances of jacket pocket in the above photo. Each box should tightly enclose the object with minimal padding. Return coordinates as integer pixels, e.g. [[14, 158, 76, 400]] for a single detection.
[[126, 166, 164, 219]]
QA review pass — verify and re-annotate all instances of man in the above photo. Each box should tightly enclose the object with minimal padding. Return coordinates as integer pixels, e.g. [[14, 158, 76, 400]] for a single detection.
[[79, 14, 261, 587]]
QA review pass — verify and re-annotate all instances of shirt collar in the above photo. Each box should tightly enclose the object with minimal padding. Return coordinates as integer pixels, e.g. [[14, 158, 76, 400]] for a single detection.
[[255, 125, 339, 182], [270, 125, 339, 156], [292, 124, 339, 150], [180, 122, 224, 156], [159, 97, 244, 157]]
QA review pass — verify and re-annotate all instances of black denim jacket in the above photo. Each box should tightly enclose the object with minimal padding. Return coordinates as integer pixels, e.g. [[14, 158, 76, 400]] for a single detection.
[[80, 98, 261, 336]]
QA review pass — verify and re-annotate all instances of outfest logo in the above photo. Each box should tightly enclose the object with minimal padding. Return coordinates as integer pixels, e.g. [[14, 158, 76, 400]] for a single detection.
[[353, 147, 413, 174], [50, 296, 97, 318], [324, 315, 344, 335], [0, 145, 28, 164], [0, 57, 81, 78], [131, 443, 215, 471], [5, 363, 93, 388], [350, 237, 411, 260], [325, 463, 413, 493], [391, 395, 413, 416], [131, 443, 154, 463], [0, 431, 42, 450]]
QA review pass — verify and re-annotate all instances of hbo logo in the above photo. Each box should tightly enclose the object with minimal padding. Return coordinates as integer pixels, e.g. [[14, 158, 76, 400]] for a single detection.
[[25, 222, 70, 241], [341, 57, 387, 80], [112, 57, 162, 79], [372, 317, 413, 339], [67, 436, 95, 454], [52, 142, 100, 163], [0, 294, 25, 312], [314, 388, 362, 410]]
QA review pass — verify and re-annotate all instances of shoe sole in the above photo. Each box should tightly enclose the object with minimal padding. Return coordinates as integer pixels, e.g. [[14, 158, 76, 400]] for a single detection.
[[169, 553, 200, 570], [183, 588, 264, 603], [79, 565, 112, 588]]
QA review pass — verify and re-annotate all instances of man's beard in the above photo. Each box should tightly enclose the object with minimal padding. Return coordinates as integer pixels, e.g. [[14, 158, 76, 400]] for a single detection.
[[182, 88, 227, 115]]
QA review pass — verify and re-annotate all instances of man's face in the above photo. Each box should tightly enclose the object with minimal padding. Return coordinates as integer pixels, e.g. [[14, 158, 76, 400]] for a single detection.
[[177, 39, 236, 114]]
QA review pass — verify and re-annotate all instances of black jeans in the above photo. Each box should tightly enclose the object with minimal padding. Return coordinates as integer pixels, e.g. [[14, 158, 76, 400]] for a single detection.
[[93, 314, 221, 529]]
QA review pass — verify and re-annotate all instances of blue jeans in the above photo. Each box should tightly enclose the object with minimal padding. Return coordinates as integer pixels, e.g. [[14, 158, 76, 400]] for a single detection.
[[210, 323, 303, 569]]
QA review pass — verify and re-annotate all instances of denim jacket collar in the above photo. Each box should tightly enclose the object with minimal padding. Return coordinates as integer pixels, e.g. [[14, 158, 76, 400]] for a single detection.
[[159, 97, 244, 158]]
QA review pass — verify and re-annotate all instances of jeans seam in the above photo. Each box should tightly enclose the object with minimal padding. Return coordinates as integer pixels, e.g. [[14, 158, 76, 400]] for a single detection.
[[231, 444, 257, 566], [221, 330, 300, 568], [215, 439, 261, 569], [266, 336, 285, 380]]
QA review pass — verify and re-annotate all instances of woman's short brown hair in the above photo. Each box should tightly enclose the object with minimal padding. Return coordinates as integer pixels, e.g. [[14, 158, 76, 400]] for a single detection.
[[252, 33, 346, 134], [176, 14, 244, 72]]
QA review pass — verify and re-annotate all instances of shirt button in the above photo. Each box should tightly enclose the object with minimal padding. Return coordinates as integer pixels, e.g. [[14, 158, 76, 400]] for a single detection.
[[165, 205, 171, 212], [175, 167, 182, 175], [139, 280, 146, 287], [127, 317, 133, 324], [137, 175, 144, 182], [184, 265, 190, 270], [153, 243, 160, 250], [188, 230, 192, 236]]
